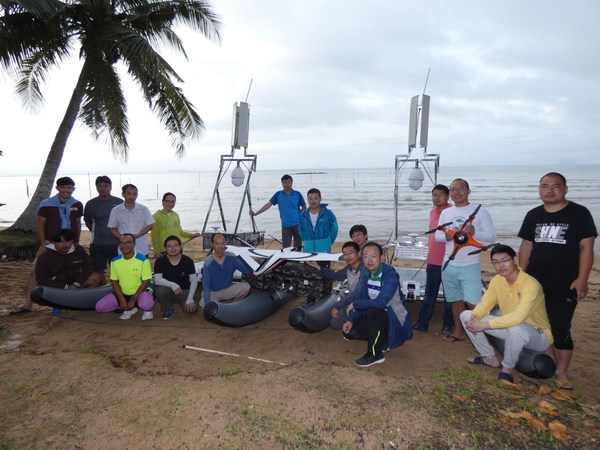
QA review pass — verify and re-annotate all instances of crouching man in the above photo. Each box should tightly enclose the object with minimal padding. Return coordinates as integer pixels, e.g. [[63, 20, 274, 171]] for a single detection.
[[35, 228, 102, 292], [201, 233, 253, 307], [342, 242, 413, 368], [460, 244, 553, 384], [95, 234, 154, 320]]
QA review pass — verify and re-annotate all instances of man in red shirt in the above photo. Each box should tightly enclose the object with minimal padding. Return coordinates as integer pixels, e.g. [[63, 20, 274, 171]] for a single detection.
[[413, 184, 454, 333]]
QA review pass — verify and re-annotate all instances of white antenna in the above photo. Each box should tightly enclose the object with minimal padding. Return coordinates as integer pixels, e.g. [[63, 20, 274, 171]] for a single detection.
[[245, 79, 253, 103], [422, 67, 431, 96]]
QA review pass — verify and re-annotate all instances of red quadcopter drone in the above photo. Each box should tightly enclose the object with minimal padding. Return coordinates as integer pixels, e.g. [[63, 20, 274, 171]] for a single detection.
[[425, 204, 497, 270]]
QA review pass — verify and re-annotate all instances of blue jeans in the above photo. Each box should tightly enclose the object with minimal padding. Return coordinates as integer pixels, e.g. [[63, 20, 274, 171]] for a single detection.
[[416, 264, 454, 331]]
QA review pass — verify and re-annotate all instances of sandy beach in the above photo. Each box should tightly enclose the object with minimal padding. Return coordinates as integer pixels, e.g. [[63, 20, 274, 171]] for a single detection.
[[1, 230, 599, 448]]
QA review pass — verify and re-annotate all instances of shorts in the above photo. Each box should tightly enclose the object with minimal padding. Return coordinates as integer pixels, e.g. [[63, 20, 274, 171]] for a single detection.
[[441, 263, 482, 305], [90, 244, 119, 271]]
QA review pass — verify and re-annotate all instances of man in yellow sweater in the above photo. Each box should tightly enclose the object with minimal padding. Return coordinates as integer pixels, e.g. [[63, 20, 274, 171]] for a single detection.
[[459, 244, 553, 384]]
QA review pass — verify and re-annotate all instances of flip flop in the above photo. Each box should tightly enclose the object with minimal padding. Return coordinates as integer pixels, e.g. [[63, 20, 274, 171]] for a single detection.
[[442, 335, 465, 342], [498, 371, 515, 384], [467, 356, 501, 369], [554, 379, 574, 390]]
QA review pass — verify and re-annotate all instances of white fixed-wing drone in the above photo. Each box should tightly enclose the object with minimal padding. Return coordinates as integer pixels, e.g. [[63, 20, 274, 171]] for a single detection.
[[225, 245, 342, 276]]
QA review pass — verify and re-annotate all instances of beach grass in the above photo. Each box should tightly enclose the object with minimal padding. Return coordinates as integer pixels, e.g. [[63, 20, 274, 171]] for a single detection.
[[0, 228, 38, 260]]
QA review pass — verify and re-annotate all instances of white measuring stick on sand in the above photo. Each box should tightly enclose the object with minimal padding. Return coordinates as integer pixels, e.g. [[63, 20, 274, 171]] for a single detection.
[[181, 344, 288, 366]]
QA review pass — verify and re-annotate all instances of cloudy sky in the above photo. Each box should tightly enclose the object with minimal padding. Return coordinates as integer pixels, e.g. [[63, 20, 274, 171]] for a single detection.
[[1, 0, 598, 176]]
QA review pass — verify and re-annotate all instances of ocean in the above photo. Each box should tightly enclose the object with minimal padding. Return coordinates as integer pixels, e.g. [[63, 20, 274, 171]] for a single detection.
[[1, 165, 599, 253]]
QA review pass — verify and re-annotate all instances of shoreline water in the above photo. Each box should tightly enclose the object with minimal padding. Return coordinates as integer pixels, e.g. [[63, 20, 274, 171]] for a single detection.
[[1, 165, 599, 253]]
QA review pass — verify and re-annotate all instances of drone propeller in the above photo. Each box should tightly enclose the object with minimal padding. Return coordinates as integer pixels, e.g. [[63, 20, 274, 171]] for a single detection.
[[425, 221, 453, 235], [467, 243, 499, 256]]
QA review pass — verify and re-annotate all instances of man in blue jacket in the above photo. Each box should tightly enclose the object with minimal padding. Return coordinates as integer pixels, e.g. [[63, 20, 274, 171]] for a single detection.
[[342, 242, 413, 367], [298, 188, 338, 253]]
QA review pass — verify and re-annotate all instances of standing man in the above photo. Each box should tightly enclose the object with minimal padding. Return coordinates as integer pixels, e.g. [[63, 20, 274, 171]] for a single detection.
[[435, 178, 496, 342], [298, 188, 338, 253], [413, 184, 454, 334], [95, 234, 154, 320], [22, 176, 84, 310], [250, 174, 306, 249], [518, 172, 596, 389], [460, 245, 553, 385], [108, 184, 154, 257], [84, 176, 123, 284], [201, 233, 253, 306]]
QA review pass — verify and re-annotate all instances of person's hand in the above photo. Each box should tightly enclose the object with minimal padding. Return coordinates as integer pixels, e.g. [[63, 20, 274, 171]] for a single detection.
[[465, 317, 486, 333], [184, 302, 198, 313], [172, 285, 182, 295], [345, 303, 354, 317], [67, 284, 79, 289], [464, 223, 475, 234], [445, 231, 453, 241], [330, 307, 339, 318], [192, 232, 201, 238], [342, 321, 353, 334], [126, 297, 137, 310], [570, 279, 588, 301], [305, 260, 320, 270], [249, 210, 255, 216]]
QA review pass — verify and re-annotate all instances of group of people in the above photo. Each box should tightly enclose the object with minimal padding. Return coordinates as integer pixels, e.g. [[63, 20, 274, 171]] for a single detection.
[[22, 176, 202, 320], [410, 173, 596, 389], [21, 172, 596, 382]]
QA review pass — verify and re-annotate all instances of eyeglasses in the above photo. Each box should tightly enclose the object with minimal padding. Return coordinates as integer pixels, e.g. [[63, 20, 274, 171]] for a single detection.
[[449, 187, 467, 193], [491, 258, 513, 266]]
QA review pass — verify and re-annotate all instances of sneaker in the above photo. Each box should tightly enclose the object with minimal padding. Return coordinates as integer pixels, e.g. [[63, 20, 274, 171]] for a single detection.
[[413, 322, 428, 332], [141, 311, 154, 321], [355, 352, 385, 368], [119, 307, 138, 320], [162, 309, 173, 320]]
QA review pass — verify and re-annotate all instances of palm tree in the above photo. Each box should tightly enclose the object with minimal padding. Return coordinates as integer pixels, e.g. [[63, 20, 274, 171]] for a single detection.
[[0, 0, 221, 232]]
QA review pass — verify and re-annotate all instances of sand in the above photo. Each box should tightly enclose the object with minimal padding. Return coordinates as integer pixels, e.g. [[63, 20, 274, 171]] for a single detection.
[[0, 231, 599, 448]]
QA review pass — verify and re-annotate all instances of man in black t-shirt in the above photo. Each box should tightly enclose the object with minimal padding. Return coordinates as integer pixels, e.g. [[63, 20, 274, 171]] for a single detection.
[[518, 172, 597, 390]]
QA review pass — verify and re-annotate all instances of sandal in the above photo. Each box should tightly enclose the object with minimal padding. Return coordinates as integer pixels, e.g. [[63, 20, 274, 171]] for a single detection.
[[442, 335, 465, 342], [498, 372, 514, 384], [554, 379, 574, 390], [467, 356, 501, 369]]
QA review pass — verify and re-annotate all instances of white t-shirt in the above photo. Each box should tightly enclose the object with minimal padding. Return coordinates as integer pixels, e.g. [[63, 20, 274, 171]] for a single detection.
[[434, 203, 496, 266]]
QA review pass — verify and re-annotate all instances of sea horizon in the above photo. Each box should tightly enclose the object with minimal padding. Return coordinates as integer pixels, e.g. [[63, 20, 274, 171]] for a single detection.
[[1, 164, 599, 254]]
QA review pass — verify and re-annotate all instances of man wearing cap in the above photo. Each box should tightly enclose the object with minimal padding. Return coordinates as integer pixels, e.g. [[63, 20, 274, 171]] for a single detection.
[[21, 176, 85, 310], [84, 176, 123, 284]]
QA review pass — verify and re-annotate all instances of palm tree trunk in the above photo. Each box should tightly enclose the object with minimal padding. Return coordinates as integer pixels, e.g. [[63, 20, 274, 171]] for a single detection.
[[9, 63, 89, 232]]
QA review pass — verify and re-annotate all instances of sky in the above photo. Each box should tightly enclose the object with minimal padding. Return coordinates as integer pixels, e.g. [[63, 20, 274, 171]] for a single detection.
[[1, 0, 599, 176]]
